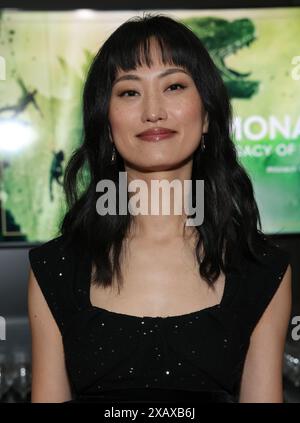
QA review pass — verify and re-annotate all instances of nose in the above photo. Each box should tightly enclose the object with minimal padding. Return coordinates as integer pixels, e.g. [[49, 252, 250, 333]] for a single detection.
[[141, 92, 168, 123]]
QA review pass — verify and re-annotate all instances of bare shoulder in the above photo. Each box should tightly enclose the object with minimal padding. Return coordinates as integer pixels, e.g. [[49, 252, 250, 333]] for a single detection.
[[28, 267, 73, 402]]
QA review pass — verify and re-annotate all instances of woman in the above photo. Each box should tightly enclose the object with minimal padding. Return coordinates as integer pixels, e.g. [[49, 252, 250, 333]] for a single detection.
[[28, 14, 292, 403]]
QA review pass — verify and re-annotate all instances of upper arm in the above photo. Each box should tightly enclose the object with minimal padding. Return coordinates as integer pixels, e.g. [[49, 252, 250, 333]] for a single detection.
[[239, 264, 292, 403], [28, 266, 73, 403]]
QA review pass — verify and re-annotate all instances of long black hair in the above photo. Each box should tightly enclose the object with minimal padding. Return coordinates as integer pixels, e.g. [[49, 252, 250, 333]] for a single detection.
[[60, 12, 271, 291]]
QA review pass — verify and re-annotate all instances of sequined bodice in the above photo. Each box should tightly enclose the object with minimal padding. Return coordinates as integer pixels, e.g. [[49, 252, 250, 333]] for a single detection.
[[29, 236, 290, 403]]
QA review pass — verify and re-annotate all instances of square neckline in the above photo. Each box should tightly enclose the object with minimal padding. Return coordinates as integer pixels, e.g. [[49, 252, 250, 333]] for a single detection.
[[89, 301, 223, 320], [84, 258, 233, 320]]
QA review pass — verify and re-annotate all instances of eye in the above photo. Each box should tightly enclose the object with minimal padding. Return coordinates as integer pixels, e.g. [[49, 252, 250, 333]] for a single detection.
[[119, 90, 138, 97], [167, 83, 186, 92], [118, 83, 186, 97]]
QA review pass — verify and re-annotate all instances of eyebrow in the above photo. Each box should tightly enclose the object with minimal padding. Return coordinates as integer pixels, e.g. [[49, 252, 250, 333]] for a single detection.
[[113, 68, 190, 86]]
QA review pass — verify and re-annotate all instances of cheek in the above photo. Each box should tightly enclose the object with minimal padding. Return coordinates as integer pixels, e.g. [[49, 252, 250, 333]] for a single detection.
[[174, 95, 202, 122], [109, 110, 133, 140]]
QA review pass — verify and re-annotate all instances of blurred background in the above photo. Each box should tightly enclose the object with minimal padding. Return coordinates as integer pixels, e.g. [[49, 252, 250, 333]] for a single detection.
[[0, 0, 299, 403]]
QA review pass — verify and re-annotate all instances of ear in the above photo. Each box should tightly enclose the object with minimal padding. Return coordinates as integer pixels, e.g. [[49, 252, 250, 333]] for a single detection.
[[203, 111, 209, 133]]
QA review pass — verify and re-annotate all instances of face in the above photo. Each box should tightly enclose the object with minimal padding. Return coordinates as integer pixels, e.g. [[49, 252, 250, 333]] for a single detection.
[[108, 40, 209, 173]]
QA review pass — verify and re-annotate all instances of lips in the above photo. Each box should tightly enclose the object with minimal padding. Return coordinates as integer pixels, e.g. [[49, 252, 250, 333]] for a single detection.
[[137, 127, 176, 137]]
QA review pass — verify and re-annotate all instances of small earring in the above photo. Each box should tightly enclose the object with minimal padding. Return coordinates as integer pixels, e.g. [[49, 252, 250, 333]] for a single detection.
[[201, 134, 206, 152], [111, 144, 116, 163]]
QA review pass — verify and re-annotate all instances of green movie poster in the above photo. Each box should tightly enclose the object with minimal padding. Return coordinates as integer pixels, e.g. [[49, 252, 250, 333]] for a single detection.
[[0, 8, 299, 243]]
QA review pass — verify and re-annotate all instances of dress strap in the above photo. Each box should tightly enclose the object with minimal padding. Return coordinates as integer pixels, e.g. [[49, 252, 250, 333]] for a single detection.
[[70, 244, 93, 312], [28, 236, 82, 336], [235, 240, 291, 336]]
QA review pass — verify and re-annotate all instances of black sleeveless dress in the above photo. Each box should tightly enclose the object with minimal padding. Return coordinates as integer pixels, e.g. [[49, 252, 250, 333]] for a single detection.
[[28, 236, 290, 403]]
